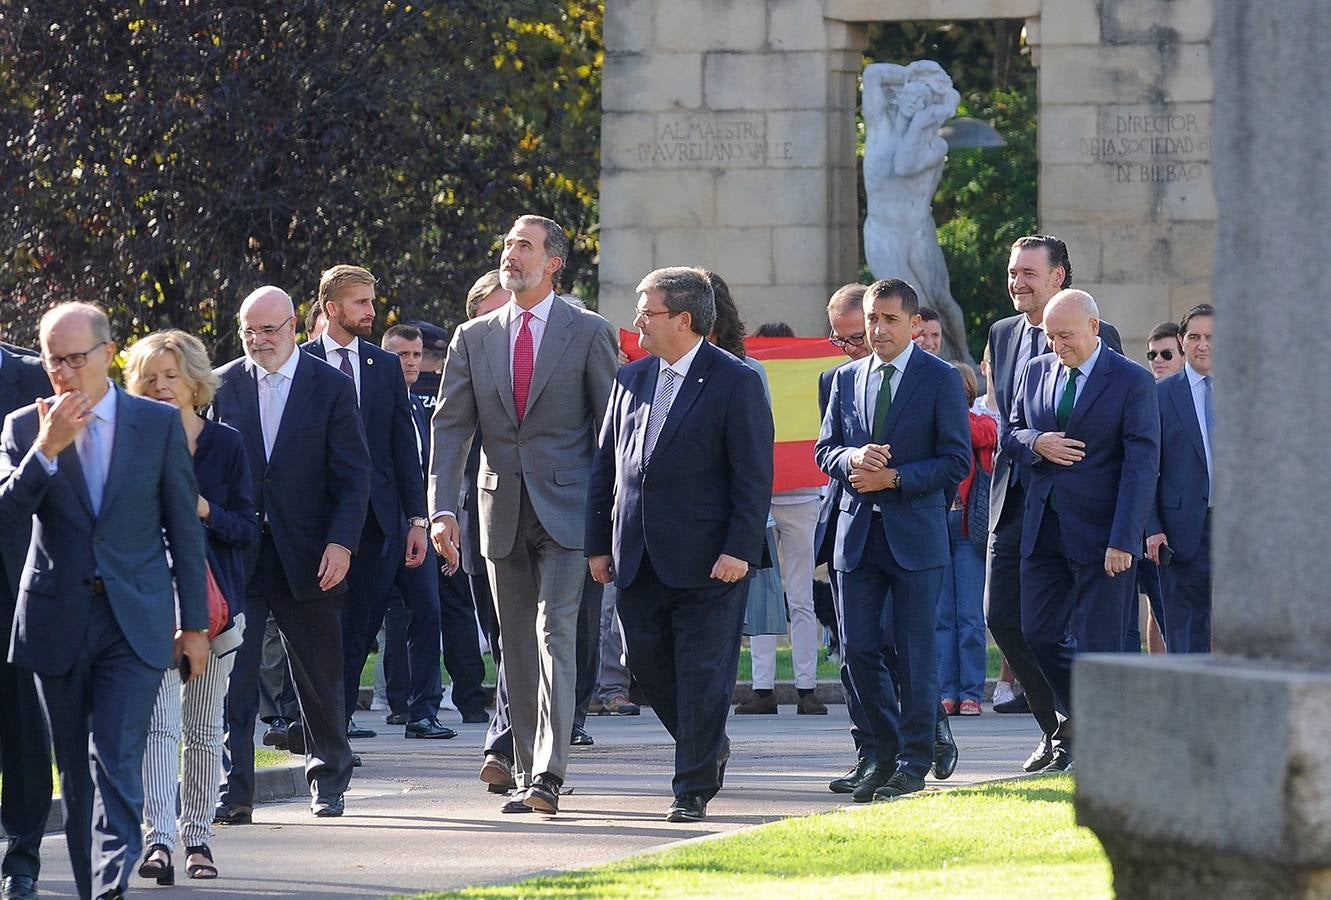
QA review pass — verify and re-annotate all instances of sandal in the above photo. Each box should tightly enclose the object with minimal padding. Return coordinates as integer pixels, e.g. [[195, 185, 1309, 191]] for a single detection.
[[138, 843, 175, 885], [186, 843, 218, 880]]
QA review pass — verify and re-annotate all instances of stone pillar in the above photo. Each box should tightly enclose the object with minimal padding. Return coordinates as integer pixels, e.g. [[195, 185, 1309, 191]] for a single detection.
[[1075, 3, 1331, 897], [598, 0, 866, 334]]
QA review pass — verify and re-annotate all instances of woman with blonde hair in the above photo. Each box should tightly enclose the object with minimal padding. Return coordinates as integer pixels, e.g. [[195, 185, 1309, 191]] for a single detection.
[[123, 330, 258, 883]]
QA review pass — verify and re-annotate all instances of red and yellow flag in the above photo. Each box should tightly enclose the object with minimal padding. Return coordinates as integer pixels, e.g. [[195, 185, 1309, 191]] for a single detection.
[[618, 331, 845, 492]]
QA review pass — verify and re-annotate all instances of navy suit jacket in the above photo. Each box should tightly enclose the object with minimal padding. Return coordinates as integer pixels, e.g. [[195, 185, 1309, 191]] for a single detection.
[[302, 338, 426, 538], [586, 340, 774, 590], [0, 387, 207, 674], [815, 348, 972, 573], [987, 313, 1122, 524], [0, 348, 51, 610], [1146, 369, 1210, 561], [813, 363, 850, 567], [1003, 345, 1160, 564], [210, 352, 371, 602]]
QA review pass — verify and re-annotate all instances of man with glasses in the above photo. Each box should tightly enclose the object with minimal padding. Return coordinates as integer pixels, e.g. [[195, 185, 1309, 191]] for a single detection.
[[0, 302, 208, 899], [211, 286, 370, 820]]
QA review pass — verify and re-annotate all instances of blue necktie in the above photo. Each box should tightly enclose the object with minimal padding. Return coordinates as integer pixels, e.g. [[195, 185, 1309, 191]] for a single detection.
[[1202, 375, 1213, 444], [81, 414, 105, 515]]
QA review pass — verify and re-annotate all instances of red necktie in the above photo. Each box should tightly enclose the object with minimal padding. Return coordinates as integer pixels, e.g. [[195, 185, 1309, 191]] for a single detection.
[[513, 311, 534, 423]]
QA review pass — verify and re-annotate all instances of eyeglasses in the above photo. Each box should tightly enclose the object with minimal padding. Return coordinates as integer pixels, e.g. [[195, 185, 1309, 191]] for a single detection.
[[42, 341, 107, 372], [239, 317, 294, 341], [633, 307, 675, 322], [828, 332, 867, 349], [1145, 348, 1175, 362]]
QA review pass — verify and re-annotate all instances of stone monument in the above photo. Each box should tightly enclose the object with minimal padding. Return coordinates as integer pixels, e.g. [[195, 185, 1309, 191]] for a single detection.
[[861, 59, 969, 361], [1075, 1, 1331, 896]]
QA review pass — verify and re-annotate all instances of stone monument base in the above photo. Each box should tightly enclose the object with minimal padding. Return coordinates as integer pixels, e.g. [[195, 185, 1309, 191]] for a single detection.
[[1075, 655, 1331, 899]]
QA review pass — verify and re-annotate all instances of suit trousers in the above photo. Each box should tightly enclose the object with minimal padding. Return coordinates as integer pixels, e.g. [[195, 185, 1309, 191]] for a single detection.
[[832, 569, 878, 762], [617, 554, 747, 799], [0, 651, 51, 881], [341, 516, 403, 722], [839, 519, 942, 778], [223, 534, 353, 809], [752, 499, 821, 690], [573, 572, 605, 727], [257, 615, 300, 723], [435, 562, 486, 718], [485, 483, 586, 784], [143, 640, 237, 848], [1161, 509, 1213, 654], [984, 482, 1069, 747], [37, 590, 162, 900], [383, 547, 448, 721], [1020, 507, 1137, 720], [471, 565, 513, 762], [382, 598, 410, 716]]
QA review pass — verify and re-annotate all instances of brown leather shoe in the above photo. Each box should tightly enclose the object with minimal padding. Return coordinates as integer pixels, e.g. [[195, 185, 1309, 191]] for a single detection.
[[796, 693, 828, 715], [480, 753, 517, 794], [735, 693, 778, 714]]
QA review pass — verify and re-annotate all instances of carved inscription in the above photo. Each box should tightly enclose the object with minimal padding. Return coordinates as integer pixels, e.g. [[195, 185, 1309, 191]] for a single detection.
[[639, 118, 794, 166], [1081, 105, 1210, 184]]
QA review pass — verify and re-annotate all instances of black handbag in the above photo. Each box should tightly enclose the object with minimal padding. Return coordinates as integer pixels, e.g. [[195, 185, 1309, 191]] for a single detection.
[[965, 453, 991, 550]]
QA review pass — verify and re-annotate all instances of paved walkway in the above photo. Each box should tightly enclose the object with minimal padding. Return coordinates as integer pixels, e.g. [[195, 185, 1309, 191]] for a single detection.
[[32, 705, 1042, 898]]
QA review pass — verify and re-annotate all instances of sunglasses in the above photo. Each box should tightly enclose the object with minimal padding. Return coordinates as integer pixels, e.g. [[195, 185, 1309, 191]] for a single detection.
[[1146, 349, 1175, 362]]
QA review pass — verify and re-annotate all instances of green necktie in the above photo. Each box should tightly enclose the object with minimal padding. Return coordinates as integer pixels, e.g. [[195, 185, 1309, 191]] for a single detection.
[[1056, 367, 1081, 430], [871, 363, 896, 441]]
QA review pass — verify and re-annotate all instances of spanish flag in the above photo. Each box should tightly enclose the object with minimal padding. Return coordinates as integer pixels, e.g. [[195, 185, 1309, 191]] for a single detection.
[[618, 331, 845, 491]]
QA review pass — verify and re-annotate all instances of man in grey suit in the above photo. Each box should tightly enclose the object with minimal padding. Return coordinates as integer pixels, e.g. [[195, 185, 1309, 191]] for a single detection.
[[0, 303, 208, 900], [430, 215, 618, 814]]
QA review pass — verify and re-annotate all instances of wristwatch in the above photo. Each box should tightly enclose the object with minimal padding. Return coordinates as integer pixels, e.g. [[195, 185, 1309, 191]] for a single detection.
[[892, 472, 902, 490], [408, 517, 430, 529]]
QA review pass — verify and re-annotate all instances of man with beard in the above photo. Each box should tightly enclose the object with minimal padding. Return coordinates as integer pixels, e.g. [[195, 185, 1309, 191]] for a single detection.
[[302, 266, 452, 743]]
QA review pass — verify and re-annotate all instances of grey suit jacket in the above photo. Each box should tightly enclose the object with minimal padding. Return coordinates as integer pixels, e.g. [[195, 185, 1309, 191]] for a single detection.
[[428, 296, 618, 556]]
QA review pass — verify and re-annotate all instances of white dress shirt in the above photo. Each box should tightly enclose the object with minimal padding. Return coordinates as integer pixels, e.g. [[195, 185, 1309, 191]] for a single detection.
[[258, 346, 302, 460], [320, 331, 362, 401], [505, 291, 556, 377], [864, 340, 913, 431], [1184, 362, 1214, 500]]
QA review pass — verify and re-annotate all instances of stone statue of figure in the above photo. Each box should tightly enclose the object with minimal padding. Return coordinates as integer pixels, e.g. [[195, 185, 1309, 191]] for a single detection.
[[862, 60, 972, 362]]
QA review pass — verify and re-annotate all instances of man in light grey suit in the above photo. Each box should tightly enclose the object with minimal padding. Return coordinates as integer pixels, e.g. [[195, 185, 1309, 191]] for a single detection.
[[429, 215, 618, 814]]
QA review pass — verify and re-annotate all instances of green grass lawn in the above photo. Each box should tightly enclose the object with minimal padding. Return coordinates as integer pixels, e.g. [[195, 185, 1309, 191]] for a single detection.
[[415, 775, 1109, 899], [361, 645, 1004, 689]]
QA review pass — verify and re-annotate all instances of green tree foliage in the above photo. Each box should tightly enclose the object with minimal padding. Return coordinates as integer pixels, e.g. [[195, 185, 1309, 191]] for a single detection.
[[0, 1, 602, 357], [863, 21, 1038, 358]]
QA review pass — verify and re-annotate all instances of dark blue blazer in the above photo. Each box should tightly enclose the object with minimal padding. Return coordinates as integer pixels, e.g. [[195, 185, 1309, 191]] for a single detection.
[[586, 341, 774, 590], [813, 363, 848, 566], [0, 348, 51, 609], [210, 352, 371, 602], [986, 314, 1122, 524], [1003, 345, 1160, 564], [1146, 369, 1210, 561], [0, 387, 208, 674], [193, 420, 260, 621], [302, 338, 426, 538], [815, 348, 971, 573]]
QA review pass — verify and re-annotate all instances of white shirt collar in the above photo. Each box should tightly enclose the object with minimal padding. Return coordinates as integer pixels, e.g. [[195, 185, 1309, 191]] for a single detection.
[[506, 291, 555, 325], [873, 339, 913, 375], [659, 336, 705, 378], [1184, 361, 1209, 387], [320, 331, 359, 356]]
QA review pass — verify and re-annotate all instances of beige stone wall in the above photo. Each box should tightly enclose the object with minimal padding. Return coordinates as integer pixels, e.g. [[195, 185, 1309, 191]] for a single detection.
[[600, 0, 1216, 351]]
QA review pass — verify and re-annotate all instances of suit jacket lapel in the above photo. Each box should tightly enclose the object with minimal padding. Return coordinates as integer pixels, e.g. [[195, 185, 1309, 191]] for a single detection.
[[1000, 319, 1023, 410], [854, 356, 872, 434], [269, 354, 314, 462], [57, 442, 95, 519], [1169, 374, 1207, 465], [1039, 359, 1061, 428], [1066, 353, 1112, 433], [482, 314, 519, 428], [523, 299, 572, 418], [876, 350, 927, 442], [646, 343, 715, 467], [233, 360, 266, 477], [630, 364, 656, 471], [96, 387, 137, 519]]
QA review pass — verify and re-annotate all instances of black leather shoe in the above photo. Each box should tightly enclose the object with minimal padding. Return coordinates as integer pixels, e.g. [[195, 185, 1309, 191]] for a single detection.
[[347, 718, 377, 739], [262, 717, 290, 751], [523, 776, 561, 813], [385, 712, 408, 726], [460, 709, 490, 723], [873, 771, 926, 800], [96, 889, 124, 900], [1041, 747, 1074, 773], [501, 790, 533, 814], [213, 803, 252, 825], [405, 716, 459, 739], [1022, 735, 1054, 773], [312, 794, 345, 817], [850, 763, 893, 803], [351, 752, 363, 767], [570, 724, 594, 746], [2, 874, 38, 900], [285, 720, 306, 755], [666, 794, 707, 822], [481, 753, 517, 794], [932, 707, 959, 780], [993, 692, 1030, 714], [829, 757, 873, 794]]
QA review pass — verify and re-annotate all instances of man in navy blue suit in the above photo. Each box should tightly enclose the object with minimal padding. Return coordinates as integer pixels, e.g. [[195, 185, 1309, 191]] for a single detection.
[[1004, 289, 1160, 770], [586, 266, 773, 823], [0, 303, 208, 899], [1146, 304, 1216, 653], [984, 235, 1123, 774], [301, 266, 453, 741], [0, 341, 53, 900], [213, 286, 371, 820], [815, 278, 971, 802]]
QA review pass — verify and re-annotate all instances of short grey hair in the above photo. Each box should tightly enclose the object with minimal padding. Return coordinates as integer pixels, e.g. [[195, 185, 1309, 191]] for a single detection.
[[515, 215, 570, 266], [636, 267, 715, 337]]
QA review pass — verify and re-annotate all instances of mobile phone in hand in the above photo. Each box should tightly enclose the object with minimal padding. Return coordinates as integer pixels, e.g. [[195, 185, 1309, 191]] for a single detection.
[[179, 656, 192, 683], [1157, 544, 1175, 567]]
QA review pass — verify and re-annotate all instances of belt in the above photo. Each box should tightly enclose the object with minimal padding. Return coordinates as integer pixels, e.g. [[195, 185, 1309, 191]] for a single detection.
[[90, 577, 107, 595]]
